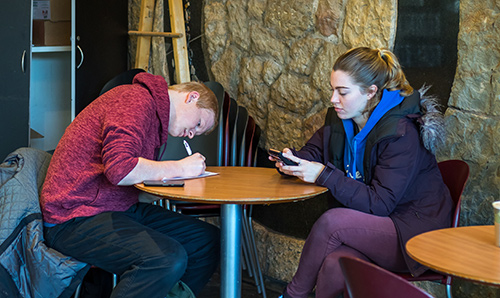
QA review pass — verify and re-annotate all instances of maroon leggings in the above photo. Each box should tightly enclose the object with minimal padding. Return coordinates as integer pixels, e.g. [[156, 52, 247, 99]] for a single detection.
[[286, 208, 408, 298]]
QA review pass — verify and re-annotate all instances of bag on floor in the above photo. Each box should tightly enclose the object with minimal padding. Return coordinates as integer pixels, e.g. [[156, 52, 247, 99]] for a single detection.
[[167, 281, 196, 298]]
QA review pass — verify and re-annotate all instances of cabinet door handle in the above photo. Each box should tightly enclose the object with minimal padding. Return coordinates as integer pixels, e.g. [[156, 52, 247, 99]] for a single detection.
[[21, 50, 26, 73], [77, 45, 84, 69]]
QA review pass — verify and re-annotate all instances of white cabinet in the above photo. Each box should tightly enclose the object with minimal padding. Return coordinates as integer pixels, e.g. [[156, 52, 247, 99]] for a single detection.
[[30, 46, 72, 151], [30, 0, 75, 152]]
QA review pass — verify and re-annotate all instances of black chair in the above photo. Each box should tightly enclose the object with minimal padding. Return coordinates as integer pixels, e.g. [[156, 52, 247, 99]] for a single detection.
[[241, 116, 260, 167], [231, 106, 249, 166], [239, 115, 265, 297], [99, 68, 145, 96], [221, 94, 238, 166]]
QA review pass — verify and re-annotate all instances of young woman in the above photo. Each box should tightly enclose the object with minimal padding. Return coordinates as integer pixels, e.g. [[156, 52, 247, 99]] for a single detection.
[[273, 47, 453, 298]]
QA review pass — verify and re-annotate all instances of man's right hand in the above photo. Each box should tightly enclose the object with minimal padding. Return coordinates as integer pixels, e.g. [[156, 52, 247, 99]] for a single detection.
[[178, 153, 207, 177], [117, 154, 207, 186]]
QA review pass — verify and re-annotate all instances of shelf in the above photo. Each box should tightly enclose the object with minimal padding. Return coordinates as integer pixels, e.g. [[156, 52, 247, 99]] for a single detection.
[[32, 46, 71, 53]]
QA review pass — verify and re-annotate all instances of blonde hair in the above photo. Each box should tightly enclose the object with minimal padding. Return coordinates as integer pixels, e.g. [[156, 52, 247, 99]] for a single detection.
[[333, 47, 413, 115], [169, 81, 219, 133]]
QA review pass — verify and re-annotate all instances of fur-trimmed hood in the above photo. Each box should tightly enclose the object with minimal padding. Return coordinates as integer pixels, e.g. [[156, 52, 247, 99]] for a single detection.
[[417, 86, 446, 154]]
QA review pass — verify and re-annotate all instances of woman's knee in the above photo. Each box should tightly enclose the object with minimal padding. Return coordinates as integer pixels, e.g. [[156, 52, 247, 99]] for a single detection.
[[312, 208, 360, 233]]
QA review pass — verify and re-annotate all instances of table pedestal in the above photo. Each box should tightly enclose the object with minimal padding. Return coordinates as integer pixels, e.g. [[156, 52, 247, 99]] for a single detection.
[[221, 204, 242, 298]]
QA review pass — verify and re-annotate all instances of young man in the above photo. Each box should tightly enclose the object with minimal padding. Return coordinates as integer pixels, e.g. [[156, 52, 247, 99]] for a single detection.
[[41, 72, 220, 298]]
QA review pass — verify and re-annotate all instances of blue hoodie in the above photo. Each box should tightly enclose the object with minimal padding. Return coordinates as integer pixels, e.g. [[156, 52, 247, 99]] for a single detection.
[[343, 89, 405, 181]]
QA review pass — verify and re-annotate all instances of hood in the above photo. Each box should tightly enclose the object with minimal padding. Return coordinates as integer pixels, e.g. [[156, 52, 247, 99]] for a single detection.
[[343, 90, 405, 180], [371, 86, 446, 154], [132, 72, 171, 146], [417, 86, 446, 154]]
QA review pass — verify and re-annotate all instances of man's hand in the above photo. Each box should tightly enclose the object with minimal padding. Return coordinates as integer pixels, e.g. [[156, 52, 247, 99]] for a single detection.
[[177, 153, 206, 178], [117, 154, 207, 186]]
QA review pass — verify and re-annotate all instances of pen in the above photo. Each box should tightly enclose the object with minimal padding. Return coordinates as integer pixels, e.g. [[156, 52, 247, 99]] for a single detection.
[[183, 140, 193, 156]]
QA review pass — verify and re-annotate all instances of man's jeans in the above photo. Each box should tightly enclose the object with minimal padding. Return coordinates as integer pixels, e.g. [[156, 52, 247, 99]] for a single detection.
[[44, 203, 220, 298]]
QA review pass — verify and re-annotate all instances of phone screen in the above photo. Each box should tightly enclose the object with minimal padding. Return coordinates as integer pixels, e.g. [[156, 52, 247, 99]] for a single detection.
[[268, 149, 299, 166]]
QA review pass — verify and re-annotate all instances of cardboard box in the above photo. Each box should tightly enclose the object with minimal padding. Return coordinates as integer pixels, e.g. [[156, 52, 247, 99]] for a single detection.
[[32, 20, 71, 46], [50, 0, 71, 22], [33, 0, 70, 21], [32, 20, 45, 46]]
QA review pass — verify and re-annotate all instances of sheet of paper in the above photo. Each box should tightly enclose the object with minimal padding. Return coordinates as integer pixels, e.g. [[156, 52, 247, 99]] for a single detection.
[[165, 171, 218, 181]]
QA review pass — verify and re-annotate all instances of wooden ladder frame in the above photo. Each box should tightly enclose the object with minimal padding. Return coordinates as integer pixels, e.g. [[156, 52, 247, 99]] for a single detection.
[[129, 0, 190, 83]]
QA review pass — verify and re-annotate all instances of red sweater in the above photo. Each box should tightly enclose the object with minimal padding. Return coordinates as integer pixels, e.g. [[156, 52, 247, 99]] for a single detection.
[[40, 73, 170, 224]]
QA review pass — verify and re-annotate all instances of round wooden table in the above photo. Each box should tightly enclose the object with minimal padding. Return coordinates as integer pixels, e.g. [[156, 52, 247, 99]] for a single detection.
[[406, 225, 500, 286], [136, 166, 328, 298]]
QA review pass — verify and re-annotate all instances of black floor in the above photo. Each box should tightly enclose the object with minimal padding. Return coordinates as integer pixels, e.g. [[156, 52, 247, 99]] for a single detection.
[[198, 269, 285, 298]]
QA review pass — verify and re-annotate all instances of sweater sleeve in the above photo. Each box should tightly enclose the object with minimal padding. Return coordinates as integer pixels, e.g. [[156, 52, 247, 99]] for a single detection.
[[100, 89, 157, 185]]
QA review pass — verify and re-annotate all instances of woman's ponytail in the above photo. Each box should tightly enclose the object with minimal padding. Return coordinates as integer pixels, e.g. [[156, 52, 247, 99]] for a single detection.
[[378, 48, 413, 96]]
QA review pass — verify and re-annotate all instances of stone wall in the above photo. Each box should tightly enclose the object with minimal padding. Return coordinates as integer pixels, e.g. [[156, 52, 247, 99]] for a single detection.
[[203, 0, 397, 150], [437, 0, 500, 228]]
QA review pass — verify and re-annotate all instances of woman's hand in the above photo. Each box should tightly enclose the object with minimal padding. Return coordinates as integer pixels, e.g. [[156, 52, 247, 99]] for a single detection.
[[270, 148, 325, 183]]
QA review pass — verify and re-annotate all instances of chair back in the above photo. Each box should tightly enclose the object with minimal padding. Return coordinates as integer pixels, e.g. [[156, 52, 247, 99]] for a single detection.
[[231, 106, 248, 166], [221, 94, 238, 166], [99, 68, 145, 95], [437, 160, 469, 228], [241, 116, 260, 167], [203, 81, 226, 166], [340, 256, 434, 298]]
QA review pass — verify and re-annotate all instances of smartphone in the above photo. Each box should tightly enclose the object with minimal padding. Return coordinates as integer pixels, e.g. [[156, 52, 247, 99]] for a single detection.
[[268, 148, 299, 166], [143, 180, 185, 187]]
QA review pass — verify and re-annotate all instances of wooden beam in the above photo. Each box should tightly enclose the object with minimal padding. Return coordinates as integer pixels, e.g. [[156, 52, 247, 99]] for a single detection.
[[134, 0, 155, 71], [129, 30, 183, 38], [168, 0, 190, 83]]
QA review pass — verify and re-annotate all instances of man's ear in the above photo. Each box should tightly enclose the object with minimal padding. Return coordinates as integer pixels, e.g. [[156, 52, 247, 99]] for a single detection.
[[366, 85, 378, 100], [186, 91, 200, 103]]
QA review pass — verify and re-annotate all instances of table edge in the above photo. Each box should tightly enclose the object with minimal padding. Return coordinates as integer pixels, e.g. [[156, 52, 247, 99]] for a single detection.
[[406, 225, 500, 286]]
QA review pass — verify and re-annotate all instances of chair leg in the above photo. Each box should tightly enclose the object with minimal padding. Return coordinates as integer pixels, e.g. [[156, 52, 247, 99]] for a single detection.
[[446, 284, 453, 298], [241, 209, 260, 284], [343, 283, 351, 298], [74, 283, 82, 298], [245, 206, 267, 298], [241, 232, 253, 276], [74, 272, 118, 298], [112, 273, 118, 288]]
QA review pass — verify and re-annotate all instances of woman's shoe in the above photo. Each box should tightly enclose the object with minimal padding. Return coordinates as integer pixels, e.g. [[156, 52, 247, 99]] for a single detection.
[[279, 288, 293, 298]]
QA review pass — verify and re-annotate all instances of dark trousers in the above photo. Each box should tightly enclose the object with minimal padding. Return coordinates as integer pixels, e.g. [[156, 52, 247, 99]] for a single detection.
[[44, 203, 220, 298]]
